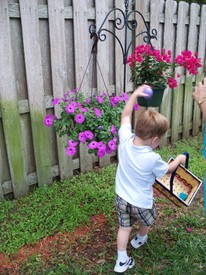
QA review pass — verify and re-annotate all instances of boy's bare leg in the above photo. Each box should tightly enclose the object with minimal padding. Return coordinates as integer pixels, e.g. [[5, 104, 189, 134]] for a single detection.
[[117, 226, 132, 250], [138, 223, 150, 236], [130, 223, 150, 249]]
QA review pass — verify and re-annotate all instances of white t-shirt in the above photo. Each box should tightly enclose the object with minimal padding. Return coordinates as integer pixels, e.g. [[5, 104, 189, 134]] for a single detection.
[[116, 123, 169, 209]]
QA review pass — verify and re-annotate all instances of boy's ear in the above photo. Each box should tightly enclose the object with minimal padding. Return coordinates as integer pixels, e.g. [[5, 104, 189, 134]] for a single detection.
[[151, 136, 160, 147]]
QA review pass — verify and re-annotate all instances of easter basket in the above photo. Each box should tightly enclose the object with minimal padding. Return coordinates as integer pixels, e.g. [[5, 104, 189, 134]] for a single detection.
[[154, 152, 202, 207]]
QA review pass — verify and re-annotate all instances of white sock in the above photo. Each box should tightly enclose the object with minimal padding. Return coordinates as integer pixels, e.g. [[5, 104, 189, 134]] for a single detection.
[[117, 250, 128, 262], [137, 234, 147, 241]]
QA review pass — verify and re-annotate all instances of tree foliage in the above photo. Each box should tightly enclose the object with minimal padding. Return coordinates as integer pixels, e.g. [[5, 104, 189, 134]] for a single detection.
[[176, 0, 206, 4]]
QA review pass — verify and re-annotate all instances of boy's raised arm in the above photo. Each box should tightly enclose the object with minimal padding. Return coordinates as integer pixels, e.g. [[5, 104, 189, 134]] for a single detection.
[[121, 85, 149, 125]]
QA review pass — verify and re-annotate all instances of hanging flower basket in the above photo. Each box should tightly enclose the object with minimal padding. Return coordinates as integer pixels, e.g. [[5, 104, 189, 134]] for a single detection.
[[137, 86, 166, 107], [44, 89, 137, 158], [127, 44, 202, 107]]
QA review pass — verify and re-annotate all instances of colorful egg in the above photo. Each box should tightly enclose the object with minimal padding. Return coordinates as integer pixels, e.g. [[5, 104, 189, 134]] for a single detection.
[[144, 87, 153, 98]]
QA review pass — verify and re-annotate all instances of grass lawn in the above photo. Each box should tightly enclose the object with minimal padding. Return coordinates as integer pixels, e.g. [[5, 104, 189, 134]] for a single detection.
[[0, 133, 205, 274]]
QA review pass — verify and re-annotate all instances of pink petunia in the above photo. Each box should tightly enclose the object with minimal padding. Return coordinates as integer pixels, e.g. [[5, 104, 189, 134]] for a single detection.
[[65, 146, 76, 156], [44, 114, 53, 127], [78, 132, 87, 143], [75, 113, 85, 124], [94, 108, 102, 118], [88, 141, 98, 149], [168, 77, 178, 88]]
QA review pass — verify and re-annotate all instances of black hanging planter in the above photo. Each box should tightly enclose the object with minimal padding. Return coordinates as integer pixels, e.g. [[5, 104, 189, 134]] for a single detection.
[[137, 86, 166, 107]]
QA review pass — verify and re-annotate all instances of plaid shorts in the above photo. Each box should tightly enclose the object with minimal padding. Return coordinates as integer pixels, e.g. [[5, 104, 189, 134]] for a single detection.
[[115, 195, 157, 227]]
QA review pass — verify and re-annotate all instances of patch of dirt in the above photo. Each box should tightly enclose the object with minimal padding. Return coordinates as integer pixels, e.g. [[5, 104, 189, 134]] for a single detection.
[[0, 187, 203, 274], [0, 214, 111, 274]]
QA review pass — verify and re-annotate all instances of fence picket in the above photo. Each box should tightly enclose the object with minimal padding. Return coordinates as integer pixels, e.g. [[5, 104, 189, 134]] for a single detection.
[[161, 0, 177, 145], [0, 0, 28, 198], [19, 0, 52, 186], [171, 1, 189, 143], [73, 0, 93, 173], [47, 0, 73, 179], [95, 0, 111, 167], [183, 4, 200, 139], [193, 5, 206, 135]]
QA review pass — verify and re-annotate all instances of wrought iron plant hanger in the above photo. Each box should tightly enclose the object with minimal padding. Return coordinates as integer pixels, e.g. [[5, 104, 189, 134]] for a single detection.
[[89, 0, 158, 93]]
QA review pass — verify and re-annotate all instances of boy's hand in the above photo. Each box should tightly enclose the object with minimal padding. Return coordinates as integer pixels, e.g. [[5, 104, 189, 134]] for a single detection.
[[176, 154, 186, 165], [133, 85, 151, 98], [167, 154, 186, 174]]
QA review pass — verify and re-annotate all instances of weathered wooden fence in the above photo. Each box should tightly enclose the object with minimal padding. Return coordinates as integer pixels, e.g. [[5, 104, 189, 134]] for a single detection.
[[0, 0, 206, 200]]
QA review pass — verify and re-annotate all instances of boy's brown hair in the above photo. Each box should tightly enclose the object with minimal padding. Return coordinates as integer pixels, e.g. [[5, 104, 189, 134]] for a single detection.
[[135, 109, 169, 140]]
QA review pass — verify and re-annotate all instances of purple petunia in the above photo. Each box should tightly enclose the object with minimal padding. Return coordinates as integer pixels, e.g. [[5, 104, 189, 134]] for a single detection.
[[98, 141, 106, 150], [65, 146, 76, 156], [106, 147, 113, 154], [94, 108, 102, 118], [80, 106, 88, 113], [134, 103, 139, 111], [96, 96, 103, 104], [85, 98, 91, 104], [113, 95, 121, 104], [88, 140, 98, 149], [68, 140, 79, 147], [75, 113, 85, 124], [108, 140, 117, 151], [71, 88, 78, 93], [66, 103, 75, 114], [113, 136, 118, 143], [102, 91, 107, 98], [110, 125, 117, 135], [52, 97, 60, 106], [84, 130, 94, 140], [44, 114, 53, 127], [122, 92, 128, 102], [78, 132, 87, 143], [98, 148, 106, 158], [110, 97, 116, 107]]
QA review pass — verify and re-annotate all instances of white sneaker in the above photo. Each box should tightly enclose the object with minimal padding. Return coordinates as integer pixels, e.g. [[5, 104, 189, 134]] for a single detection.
[[131, 235, 148, 249], [114, 257, 135, 273]]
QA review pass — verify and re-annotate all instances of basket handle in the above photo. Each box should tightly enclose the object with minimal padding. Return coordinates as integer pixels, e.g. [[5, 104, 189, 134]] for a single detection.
[[170, 152, 189, 193]]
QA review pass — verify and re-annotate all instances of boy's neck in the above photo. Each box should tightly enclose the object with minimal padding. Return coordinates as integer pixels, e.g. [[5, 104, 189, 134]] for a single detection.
[[133, 136, 152, 147]]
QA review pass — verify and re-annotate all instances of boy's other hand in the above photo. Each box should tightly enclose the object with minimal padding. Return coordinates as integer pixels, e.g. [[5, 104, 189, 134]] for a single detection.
[[177, 154, 186, 165]]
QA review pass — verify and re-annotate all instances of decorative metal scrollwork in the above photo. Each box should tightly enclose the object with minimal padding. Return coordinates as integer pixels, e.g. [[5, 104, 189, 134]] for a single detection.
[[89, 0, 158, 92]]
